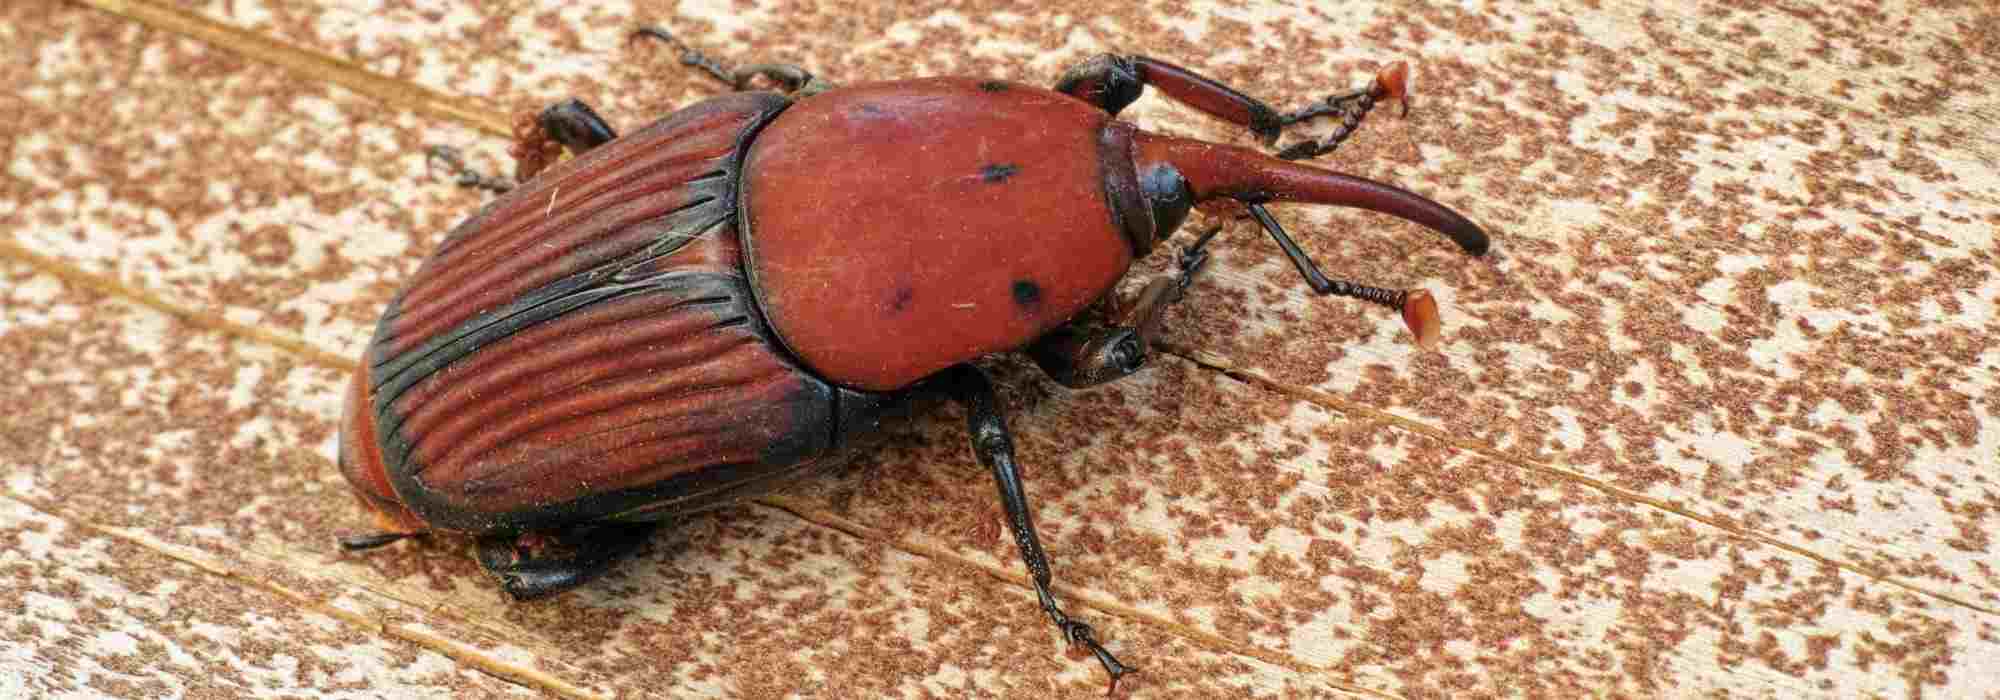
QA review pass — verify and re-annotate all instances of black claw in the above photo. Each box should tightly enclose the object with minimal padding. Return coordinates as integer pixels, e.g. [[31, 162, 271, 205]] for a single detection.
[[1173, 224, 1222, 293], [1176, 250, 1209, 290], [1103, 662, 1137, 696], [424, 145, 513, 193], [1272, 78, 1384, 161], [1277, 87, 1370, 126], [1174, 250, 1209, 297], [1275, 140, 1324, 161], [1059, 621, 1135, 695], [337, 531, 424, 551], [423, 145, 460, 174], [631, 26, 739, 87]]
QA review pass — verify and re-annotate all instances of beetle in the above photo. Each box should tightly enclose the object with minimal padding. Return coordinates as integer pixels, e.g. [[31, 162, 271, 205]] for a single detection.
[[337, 28, 1490, 691]]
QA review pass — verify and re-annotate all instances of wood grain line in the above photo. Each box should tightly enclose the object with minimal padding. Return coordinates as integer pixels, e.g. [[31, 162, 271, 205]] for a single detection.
[[0, 492, 607, 700], [0, 239, 354, 371], [71, 0, 512, 137]]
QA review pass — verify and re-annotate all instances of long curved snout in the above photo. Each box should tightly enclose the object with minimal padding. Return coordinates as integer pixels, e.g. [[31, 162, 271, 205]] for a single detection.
[[1134, 131, 1490, 256]]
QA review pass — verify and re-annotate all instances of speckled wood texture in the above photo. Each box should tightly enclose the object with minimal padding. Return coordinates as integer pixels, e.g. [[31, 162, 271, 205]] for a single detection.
[[3, 0, 1997, 698]]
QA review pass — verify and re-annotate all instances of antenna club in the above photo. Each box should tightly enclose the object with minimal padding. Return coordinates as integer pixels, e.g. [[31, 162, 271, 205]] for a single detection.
[[1376, 62, 1411, 116], [1401, 289, 1441, 350]]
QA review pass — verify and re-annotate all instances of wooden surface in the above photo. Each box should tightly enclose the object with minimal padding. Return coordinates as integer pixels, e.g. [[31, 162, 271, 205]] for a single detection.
[[3, 0, 1997, 697]]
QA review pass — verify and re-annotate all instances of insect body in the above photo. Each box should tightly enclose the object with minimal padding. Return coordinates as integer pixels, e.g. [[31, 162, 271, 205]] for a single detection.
[[340, 31, 1490, 691]]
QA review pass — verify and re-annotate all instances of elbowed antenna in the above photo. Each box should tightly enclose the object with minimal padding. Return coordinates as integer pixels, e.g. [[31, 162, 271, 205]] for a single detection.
[[1244, 202, 1444, 349]]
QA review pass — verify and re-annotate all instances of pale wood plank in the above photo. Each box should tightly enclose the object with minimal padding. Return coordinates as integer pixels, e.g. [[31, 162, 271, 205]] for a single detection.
[[5, 0, 1997, 697], [0, 497, 541, 698]]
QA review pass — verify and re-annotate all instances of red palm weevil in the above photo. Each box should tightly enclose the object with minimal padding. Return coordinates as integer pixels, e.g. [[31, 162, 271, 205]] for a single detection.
[[338, 29, 1490, 692]]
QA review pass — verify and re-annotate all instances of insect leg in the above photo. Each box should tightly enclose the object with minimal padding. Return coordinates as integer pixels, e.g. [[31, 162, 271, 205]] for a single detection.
[[534, 99, 619, 155], [474, 522, 661, 600], [424, 145, 513, 194], [1271, 62, 1409, 161], [1055, 54, 1407, 160], [336, 531, 426, 550], [508, 98, 622, 182], [425, 97, 622, 191], [1026, 225, 1219, 388], [934, 364, 1136, 693], [630, 27, 835, 96]]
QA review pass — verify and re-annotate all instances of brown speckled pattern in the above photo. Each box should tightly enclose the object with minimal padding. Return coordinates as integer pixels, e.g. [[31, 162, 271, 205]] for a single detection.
[[3, 0, 1997, 697]]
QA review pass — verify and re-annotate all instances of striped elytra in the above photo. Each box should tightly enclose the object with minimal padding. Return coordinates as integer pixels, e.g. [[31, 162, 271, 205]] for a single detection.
[[341, 93, 862, 534]]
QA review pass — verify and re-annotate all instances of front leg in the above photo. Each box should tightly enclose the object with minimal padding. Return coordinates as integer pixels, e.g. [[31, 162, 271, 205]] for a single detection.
[[932, 364, 1135, 693], [1054, 54, 1408, 161], [1027, 226, 1218, 388], [630, 27, 836, 97]]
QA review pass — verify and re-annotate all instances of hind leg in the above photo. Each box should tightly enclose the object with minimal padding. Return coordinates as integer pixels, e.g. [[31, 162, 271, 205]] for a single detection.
[[427, 97, 622, 192], [475, 522, 660, 600]]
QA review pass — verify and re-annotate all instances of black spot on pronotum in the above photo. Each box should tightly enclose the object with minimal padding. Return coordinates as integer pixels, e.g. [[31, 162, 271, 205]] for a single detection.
[[978, 80, 1009, 92], [982, 164, 1020, 183], [887, 286, 914, 314], [1011, 280, 1041, 308]]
